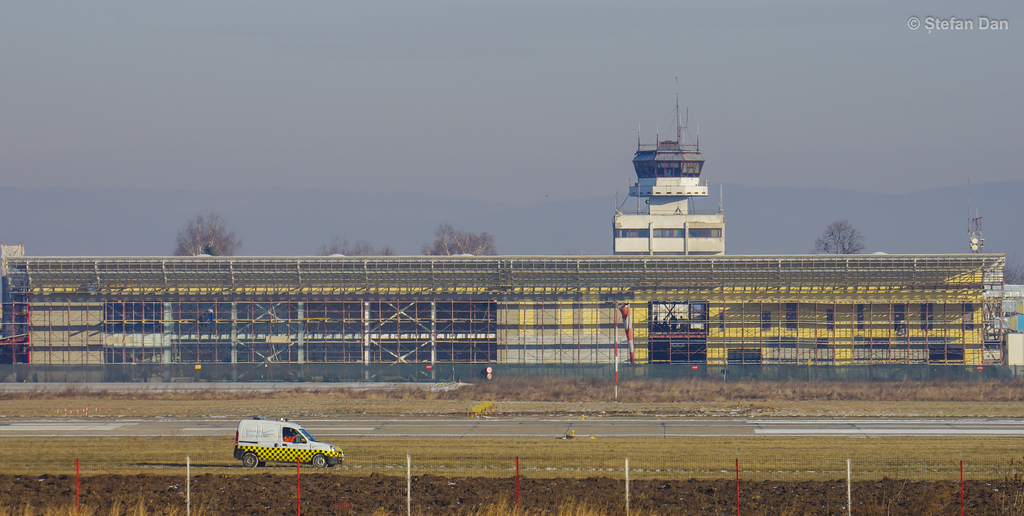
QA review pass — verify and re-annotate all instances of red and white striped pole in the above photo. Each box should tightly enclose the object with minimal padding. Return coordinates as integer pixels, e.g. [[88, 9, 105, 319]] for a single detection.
[[613, 304, 619, 399]]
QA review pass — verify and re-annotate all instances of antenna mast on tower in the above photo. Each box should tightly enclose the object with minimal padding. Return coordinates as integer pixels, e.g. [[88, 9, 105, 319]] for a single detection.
[[674, 77, 688, 142], [676, 78, 682, 143]]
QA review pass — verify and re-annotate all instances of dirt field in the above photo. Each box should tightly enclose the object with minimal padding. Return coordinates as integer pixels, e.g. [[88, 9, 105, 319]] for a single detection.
[[2, 473, 1023, 516]]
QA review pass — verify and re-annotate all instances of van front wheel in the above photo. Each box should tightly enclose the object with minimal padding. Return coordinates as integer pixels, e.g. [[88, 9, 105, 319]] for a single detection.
[[241, 452, 259, 468], [311, 454, 328, 469]]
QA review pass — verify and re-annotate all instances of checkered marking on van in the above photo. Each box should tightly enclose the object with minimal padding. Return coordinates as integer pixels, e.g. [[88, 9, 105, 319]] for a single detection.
[[236, 445, 340, 464]]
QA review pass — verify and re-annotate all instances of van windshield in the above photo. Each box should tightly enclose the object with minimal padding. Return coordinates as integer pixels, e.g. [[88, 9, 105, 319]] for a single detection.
[[299, 429, 317, 443]]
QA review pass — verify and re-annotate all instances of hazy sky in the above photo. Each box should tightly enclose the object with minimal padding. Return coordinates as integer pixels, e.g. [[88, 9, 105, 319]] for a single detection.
[[2, 1, 1021, 207]]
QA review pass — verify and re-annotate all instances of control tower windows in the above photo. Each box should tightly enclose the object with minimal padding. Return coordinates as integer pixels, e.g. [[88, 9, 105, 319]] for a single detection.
[[615, 229, 649, 238], [645, 228, 724, 238], [688, 228, 722, 238], [656, 165, 680, 177], [649, 162, 702, 178], [653, 229, 685, 238]]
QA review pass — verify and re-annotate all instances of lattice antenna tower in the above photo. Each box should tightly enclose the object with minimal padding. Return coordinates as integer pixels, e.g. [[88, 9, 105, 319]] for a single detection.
[[968, 180, 984, 253]]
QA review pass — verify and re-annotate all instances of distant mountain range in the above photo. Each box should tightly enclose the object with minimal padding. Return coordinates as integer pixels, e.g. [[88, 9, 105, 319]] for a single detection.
[[1, 181, 1021, 261]]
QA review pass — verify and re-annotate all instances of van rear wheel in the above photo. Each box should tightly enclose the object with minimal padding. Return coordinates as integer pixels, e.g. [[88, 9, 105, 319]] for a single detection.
[[241, 452, 259, 468], [311, 454, 328, 469]]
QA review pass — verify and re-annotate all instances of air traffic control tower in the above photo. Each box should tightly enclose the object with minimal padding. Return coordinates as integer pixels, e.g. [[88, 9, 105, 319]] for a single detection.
[[613, 104, 725, 255]]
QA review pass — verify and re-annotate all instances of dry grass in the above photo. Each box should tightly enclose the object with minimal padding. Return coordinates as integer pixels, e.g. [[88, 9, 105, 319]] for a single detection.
[[2, 397, 1022, 419], [463, 377, 1024, 403], [6, 378, 1024, 403], [5, 379, 1024, 419], [0, 500, 206, 516]]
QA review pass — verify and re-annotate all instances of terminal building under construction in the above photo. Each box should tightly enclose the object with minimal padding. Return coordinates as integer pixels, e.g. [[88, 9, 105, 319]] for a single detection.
[[0, 254, 1009, 381], [0, 109, 1012, 381]]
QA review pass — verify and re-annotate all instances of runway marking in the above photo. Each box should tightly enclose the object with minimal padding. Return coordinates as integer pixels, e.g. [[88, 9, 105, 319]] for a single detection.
[[748, 419, 1024, 425], [177, 426, 378, 434], [0, 423, 137, 431], [304, 427, 377, 431], [756, 428, 1024, 436]]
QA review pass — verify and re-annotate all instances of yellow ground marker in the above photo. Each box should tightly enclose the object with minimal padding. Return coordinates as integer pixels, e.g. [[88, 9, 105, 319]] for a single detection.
[[469, 401, 494, 418]]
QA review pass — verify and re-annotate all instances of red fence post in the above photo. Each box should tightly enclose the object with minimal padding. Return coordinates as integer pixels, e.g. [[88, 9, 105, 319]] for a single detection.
[[297, 460, 301, 516], [75, 458, 80, 515], [515, 455, 520, 515], [735, 458, 740, 516]]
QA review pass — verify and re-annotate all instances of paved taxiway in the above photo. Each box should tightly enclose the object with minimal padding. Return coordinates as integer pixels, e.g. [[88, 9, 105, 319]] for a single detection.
[[2, 417, 1023, 438]]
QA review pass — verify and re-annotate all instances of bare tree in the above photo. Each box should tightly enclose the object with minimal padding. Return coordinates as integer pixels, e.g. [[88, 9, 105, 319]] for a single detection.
[[173, 212, 241, 256], [422, 223, 496, 256], [813, 219, 865, 254], [317, 237, 395, 256], [1006, 255, 1024, 285]]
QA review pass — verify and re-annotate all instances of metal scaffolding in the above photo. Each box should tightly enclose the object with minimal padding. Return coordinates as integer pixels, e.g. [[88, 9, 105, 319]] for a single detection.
[[1, 254, 1005, 368]]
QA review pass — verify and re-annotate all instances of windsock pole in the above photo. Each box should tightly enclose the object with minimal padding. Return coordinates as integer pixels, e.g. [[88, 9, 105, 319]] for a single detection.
[[614, 304, 619, 399], [620, 304, 634, 364]]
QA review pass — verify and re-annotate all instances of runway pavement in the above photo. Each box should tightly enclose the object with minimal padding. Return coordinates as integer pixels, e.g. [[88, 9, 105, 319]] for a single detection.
[[2, 417, 1023, 438]]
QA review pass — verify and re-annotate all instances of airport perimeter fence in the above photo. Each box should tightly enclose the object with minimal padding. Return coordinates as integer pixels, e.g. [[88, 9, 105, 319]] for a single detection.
[[7, 441, 1024, 515], [3, 439, 1023, 483]]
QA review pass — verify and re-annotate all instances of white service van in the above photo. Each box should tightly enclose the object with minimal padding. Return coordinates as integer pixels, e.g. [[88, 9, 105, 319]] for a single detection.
[[233, 417, 344, 468]]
